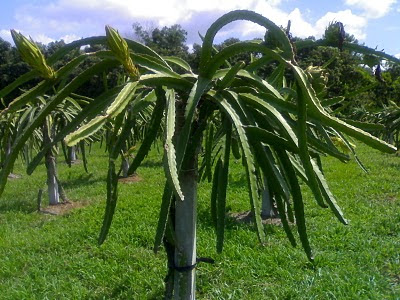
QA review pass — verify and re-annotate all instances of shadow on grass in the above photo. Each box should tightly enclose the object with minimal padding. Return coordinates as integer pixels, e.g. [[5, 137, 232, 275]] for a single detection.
[[197, 204, 290, 241], [197, 206, 256, 232], [139, 159, 163, 169], [381, 159, 400, 170], [0, 174, 103, 213], [61, 173, 105, 189], [0, 198, 37, 213]]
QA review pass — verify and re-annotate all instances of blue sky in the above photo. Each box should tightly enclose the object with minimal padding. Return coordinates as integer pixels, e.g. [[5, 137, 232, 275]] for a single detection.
[[1, 0, 399, 57]]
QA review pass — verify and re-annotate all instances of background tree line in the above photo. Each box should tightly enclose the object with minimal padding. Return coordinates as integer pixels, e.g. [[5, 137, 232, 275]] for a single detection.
[[1, 22, 400, 114]]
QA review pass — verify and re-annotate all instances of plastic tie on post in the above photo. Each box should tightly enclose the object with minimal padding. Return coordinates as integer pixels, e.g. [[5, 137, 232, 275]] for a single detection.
[[169, 257, 215, 273]]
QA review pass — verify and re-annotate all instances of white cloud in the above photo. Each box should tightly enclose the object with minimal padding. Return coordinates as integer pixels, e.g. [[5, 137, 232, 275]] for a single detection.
[[0, 29, 12, 43], [214, 3, 318, 41], [288, 8, 318, 38], [0, 29, 80, 46], [15, 0, 260, 31], [59, 34, 81, 43], [344, 0, 397, 18], [8, 0, 295, 45], [3, 0, 373, 47], [222, 7, 368, 42], [33, 34, 55, 45], [315, 10, 367, 40], [185, 0, 255, 13], [395, 53, 400, 58]]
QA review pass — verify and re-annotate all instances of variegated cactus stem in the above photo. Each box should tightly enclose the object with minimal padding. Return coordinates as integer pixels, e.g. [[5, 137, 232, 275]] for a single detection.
[[10, 30, 55, 80], [105, 25, 140, 80], [306, 65, 328, 95]]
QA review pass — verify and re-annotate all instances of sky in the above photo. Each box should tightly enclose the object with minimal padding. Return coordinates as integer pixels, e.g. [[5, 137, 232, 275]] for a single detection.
[[0, 0, 399, 57]]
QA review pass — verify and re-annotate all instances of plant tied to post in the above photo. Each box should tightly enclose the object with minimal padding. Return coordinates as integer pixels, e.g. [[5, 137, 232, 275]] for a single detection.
[[0, 10, 398, 299]]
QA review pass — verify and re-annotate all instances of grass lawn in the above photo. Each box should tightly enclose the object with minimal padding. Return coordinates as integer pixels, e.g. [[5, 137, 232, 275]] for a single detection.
[[0, 143, 399, 299]]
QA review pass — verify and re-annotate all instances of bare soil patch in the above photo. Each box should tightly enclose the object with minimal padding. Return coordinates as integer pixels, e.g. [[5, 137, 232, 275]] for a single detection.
[[40, 200, 89, 216], [385, 195, 398, 203], [118, 174, 142, 183], [69, 159, 82, 165], [229, 211, 293, 226]]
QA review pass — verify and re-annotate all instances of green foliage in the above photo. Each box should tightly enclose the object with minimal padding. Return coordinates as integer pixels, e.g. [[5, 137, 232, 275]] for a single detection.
[[0, 144, 399, 298], [297, 46, 366, 99], [164, 89, 184, 201], [0, 10, 399, 298], [323, 21, 357, 49], [0, 38, 31, 106], [133, 23, 189, 60], [1, 10, 397, 251]]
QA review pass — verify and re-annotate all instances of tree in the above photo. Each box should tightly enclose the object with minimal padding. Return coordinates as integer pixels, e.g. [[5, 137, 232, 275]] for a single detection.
[[0, 38, 32, 107], [0, 10, 398, 299], [133, 23, 189, 60], [0, 38, 14, 65], [294, 21, 400, 147]]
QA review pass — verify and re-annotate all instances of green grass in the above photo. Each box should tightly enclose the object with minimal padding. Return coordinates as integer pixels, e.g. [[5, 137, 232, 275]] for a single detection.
[[0, 143, 399, 299]]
